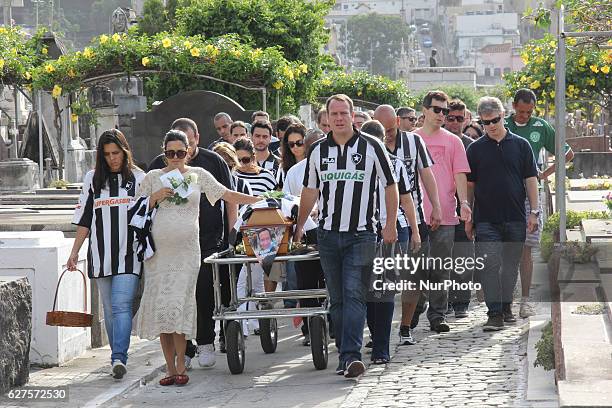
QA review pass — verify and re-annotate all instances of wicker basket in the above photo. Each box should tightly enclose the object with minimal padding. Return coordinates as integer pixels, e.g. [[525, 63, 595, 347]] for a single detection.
[[46, 268, 93, 327]]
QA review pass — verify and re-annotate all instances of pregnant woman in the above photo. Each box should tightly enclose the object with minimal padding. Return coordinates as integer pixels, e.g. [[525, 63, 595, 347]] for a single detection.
[[135, 130, 261, 386]]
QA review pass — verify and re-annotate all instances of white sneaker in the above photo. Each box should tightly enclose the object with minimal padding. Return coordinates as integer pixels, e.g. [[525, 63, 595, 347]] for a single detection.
[[184, 355, 192, 371], [197, 344, 216, 368], [111, 361, 127, 380], [519, 300, 536, 318]]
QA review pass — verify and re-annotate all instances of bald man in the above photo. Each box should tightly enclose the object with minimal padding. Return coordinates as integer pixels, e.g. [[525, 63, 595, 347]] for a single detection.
[[373, 105, 441, 344]]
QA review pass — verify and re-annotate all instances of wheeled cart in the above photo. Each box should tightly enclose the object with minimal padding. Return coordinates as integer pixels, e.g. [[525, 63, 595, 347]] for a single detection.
[[203, 249, 329, 374]]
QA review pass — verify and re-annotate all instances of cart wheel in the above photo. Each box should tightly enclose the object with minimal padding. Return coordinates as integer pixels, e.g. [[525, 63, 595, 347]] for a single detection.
[[225, 320, 245, 374], [309, 315, 328, 370], [258, 318, 278, 354]]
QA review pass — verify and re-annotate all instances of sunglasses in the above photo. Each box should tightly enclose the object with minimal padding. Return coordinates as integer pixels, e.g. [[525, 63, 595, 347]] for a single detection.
[[478, 116, 503, 126], [238, 157, 252, 165], [288, 140, 304, 148], [400, 116, 418, 122], [164, 150, 188, 159], [425, 106, 450, 116], [446, 115, 465, 123]]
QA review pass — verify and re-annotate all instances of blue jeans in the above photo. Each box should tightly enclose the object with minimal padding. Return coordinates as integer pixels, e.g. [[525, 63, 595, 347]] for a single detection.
[[317, 228, 377, 364], [397, 224, 409, 250], [366, 301, 394, 360], [475, 222, 526, 316], [97, 274, 140, 365], [283, 261, 298, 308]]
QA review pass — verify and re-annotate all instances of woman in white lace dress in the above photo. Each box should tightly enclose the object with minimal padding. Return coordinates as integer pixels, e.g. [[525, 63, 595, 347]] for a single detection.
[[135, 130, 260, 386]]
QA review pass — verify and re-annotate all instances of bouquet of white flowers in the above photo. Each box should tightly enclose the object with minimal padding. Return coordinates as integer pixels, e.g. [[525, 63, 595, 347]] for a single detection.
[[159, 169, 195, 205]]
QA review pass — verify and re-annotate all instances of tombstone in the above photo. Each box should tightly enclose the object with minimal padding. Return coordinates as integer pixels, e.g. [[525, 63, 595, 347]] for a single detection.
[[0, 158, 40, 192], [131, 90, 257, 166], [89, 85, 119, 150], [20, 111, 59, 168], [108, 77, 147, 143], [111, 7, 137, 34]]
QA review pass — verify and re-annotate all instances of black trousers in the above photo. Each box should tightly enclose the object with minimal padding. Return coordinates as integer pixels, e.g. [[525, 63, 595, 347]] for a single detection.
[[295, 259, 326, 335], [186, 260, 232, 357]]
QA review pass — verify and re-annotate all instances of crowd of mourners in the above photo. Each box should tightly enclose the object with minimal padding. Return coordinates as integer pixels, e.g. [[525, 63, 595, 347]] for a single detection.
[[67, 87, 572, 383]]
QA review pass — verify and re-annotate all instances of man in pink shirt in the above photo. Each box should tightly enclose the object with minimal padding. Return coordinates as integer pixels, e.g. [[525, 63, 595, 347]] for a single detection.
[[414, 91, 471, 332]]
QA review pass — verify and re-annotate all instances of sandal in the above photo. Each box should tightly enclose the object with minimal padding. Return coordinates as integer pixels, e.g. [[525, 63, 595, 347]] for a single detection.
[[175, 371, 189, 386], [159, 375, 176, 386]]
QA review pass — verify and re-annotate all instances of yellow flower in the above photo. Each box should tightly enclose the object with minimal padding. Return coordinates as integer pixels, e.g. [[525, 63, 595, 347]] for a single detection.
[[162, 38, 172, 48], [549, 40, 556, 48], [283, 66, 294, 80], [24, 71, 31, 80], [41, 47, 48, 55], [520, 75, 527, 83], [601, 65, 610, 74], [10, 48, 17, 55], [252, 48, 262, 58], [550, 63, 555, 70], [0, 27, 5, 33], [190, 47, 200, 57], [605, 51, 612, 64], [567, 37, 577, 46], [272, 80, 284, 89], [299, 63, 308, 74], [68, 69, 76, 78], [587, 78, 596, 86], [590, 65, 599, 73], [0, 59, 4, 70], [83, 47, 94, 58], [578, 56, 586, 66], [550, 91, 555, 99], [520, 53, 529, 65], [184, 40, 193, 49], [204, 44, 219, 58], [70, 113, 78, 123], [357, 90, 362, 96], [51, 85, 62, 98], [99, 34, 109, 44], [535, 55, 544, 64], [321, 78, 332, 86], [112, 33, 121, 43], [45, 64, 55, 73], [530, 80, 541, 89], [141, 56, 150, 67]]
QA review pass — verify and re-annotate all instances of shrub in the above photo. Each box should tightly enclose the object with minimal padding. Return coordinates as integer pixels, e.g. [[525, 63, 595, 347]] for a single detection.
[[534, 321, 555, 371]]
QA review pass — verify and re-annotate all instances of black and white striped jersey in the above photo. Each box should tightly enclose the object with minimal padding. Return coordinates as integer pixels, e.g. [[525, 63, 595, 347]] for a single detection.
[[303, 130, 396, 232], [258, 152, 280, 177], [72, 169, 145, 278], [377, 155, 412, 228], [387, 129, 434, 225], [235, 168, 277, 197]]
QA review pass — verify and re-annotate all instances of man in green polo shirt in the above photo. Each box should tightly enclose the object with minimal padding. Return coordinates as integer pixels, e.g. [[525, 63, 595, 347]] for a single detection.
[[505, 88, 574, 318]]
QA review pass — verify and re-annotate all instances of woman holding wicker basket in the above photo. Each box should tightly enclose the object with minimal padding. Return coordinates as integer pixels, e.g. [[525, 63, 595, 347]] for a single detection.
[[67, 129, 145, 380]]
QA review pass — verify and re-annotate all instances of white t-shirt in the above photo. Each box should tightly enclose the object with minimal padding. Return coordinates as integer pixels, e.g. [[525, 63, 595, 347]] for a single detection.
[[282, 159, 307, 196]]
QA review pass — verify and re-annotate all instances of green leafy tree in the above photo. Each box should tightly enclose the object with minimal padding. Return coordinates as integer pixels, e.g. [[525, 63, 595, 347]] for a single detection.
[[346, 13, 412, 78], [175, 0, 333, 106], [138, 0, 170, 35]]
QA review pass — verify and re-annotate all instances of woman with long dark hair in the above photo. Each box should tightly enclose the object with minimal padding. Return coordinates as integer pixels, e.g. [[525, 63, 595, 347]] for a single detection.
[[135, 130, 260, 386], [278, 123, 307, 188], [68, 129, 144, 380]]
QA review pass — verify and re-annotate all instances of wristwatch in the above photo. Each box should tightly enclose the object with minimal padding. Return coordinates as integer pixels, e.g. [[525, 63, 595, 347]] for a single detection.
[[530, 209, 540, 216]]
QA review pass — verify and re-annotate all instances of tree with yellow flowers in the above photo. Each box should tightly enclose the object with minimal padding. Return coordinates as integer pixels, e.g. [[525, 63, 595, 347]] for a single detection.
[[504, 34, 612, 120], [507, 0, 612, 120]]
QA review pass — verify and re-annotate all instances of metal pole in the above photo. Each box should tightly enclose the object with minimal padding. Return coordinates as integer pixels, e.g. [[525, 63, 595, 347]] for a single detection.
[[276, 91, 280, 120], [12, 86, 19, 158], [262, 88, 267, 112], [554, 5, 567, 242], [37, 91, 44, 186]]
